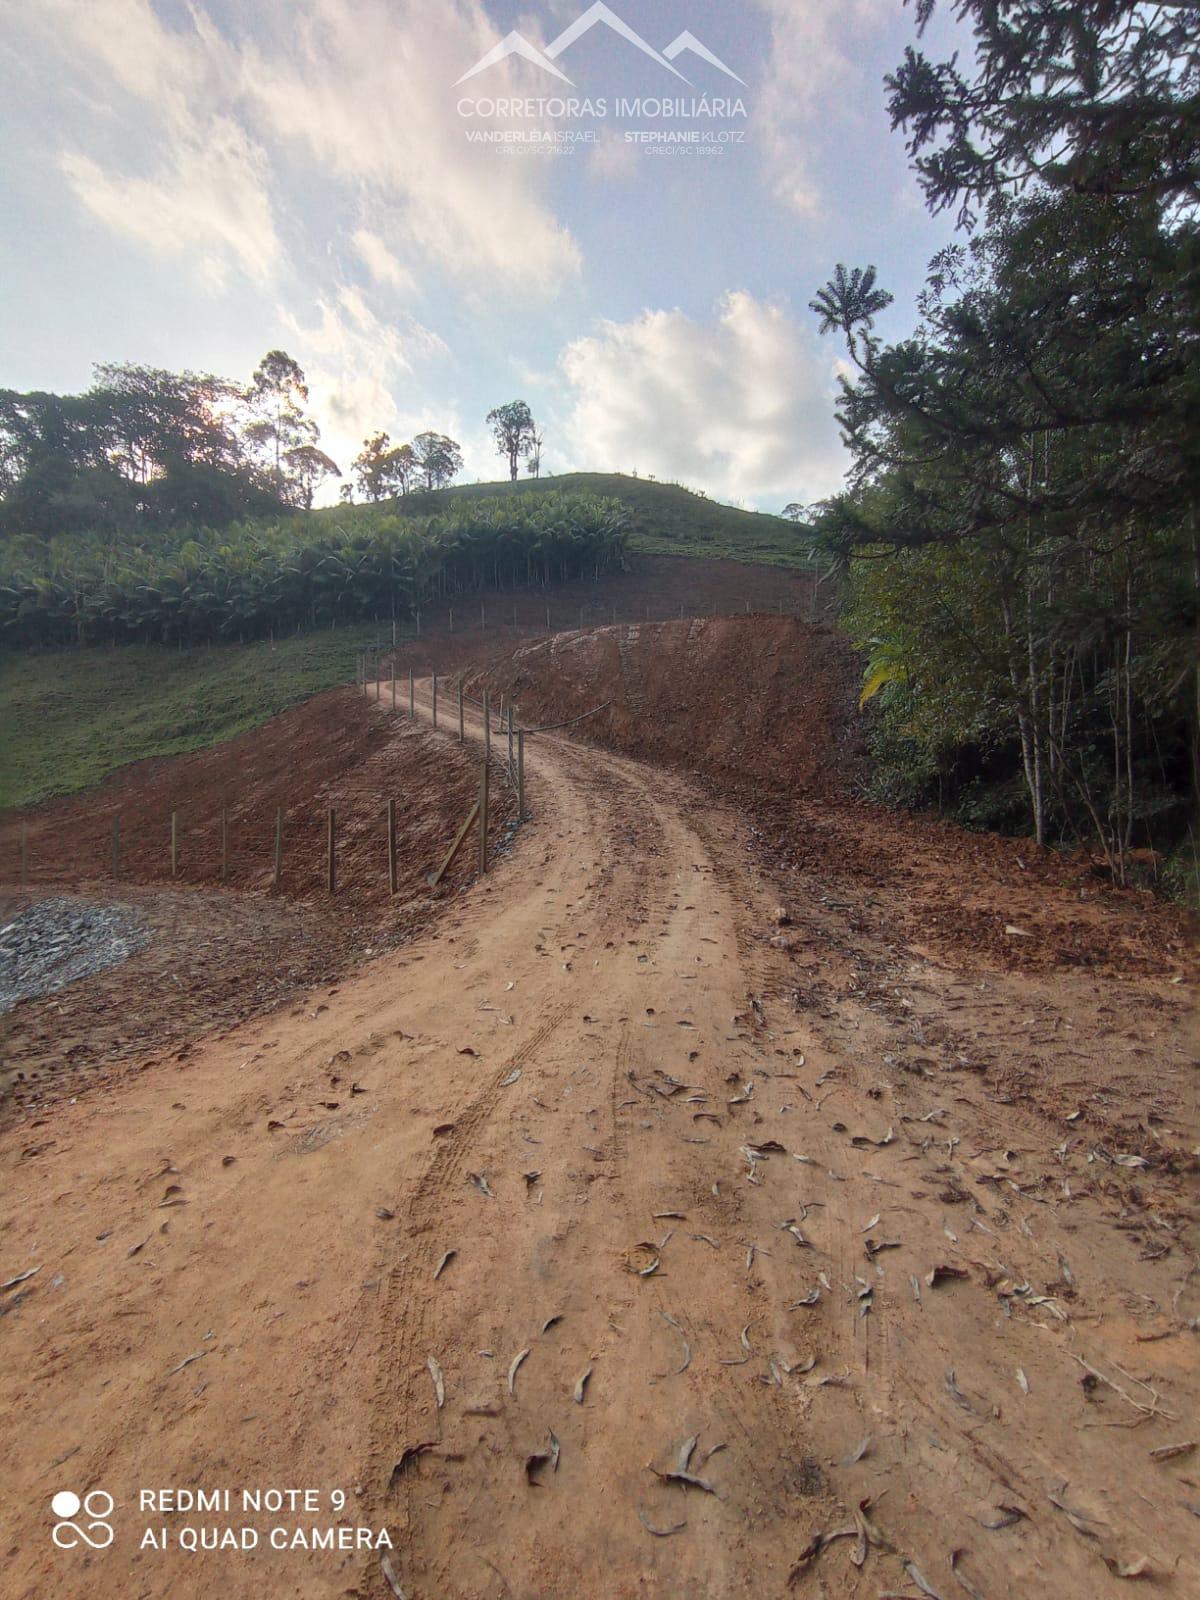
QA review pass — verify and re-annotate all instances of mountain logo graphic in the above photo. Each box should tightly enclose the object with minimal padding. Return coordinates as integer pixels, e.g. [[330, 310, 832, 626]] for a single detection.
[[455, 2, 745, 88]]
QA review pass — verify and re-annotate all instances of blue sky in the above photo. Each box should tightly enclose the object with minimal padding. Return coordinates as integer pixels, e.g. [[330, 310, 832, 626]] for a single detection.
[[0, 0, 967, 509]]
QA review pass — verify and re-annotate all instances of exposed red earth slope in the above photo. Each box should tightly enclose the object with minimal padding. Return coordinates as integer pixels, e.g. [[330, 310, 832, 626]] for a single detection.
[[463, 615, 1192, 978]]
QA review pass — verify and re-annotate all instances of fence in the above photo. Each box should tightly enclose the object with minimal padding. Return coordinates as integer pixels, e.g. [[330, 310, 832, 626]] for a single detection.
[[4, 674, 525, 901], [355, 587, 831, 664], [6, 593, 828, 900]]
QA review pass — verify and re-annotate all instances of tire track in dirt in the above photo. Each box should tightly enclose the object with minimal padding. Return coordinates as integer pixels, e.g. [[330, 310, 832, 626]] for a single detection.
[[363, 1001, 574, 1569]]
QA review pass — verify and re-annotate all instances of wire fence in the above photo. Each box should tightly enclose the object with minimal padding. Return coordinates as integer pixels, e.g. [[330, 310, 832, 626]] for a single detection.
[[4, 591, 831, 900]]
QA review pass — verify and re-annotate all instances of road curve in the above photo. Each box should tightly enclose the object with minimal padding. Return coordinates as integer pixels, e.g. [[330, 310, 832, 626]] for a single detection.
[[1, 679, 1193, 1600]]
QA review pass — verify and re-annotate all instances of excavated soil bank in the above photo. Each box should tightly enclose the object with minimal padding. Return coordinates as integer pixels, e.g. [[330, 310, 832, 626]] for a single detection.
[[464, 617, 1193, 979], [0, 692, 515, 1116]]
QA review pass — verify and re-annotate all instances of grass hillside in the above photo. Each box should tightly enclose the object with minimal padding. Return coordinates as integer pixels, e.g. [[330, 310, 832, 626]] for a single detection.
[[313, 473, 812, 569], [0, 626, 383, 810]]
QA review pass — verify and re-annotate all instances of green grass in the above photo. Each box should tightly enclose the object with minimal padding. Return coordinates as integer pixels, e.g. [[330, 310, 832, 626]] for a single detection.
[[311, 472, 814, 570], [0, 624, 388, 810]]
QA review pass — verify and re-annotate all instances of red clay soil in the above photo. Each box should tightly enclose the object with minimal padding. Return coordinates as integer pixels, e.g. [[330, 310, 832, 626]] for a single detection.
[[0, 686, 511, 904], [462, 615, 865, 798], [464, 617, 1195, 980], [0, 689, 514, 1120]]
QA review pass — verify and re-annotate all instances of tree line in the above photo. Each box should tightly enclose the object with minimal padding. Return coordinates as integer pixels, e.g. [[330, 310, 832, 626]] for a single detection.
[[1, 346, 549, 538], [807, 0, 1198, 894], [0, 490, 628, 650], [349, 401, 544, 503], [0, 352, 340, 537]]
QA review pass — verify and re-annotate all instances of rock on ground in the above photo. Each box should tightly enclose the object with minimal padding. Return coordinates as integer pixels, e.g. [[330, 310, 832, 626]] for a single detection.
[[0, 896, 151, 1015]]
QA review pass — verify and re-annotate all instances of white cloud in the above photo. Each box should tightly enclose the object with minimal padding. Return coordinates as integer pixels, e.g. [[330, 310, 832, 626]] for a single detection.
[[60, 118, 280, 289], [40, 0, 278, 288], [28, 0, 581, 294], [751, 0, 890, 215], [235, 0, 581, 292], [280, 286, 449, 475], [588, 127, 638, 181], [351, 229, 414, 293], [557, 291, 848, 504]]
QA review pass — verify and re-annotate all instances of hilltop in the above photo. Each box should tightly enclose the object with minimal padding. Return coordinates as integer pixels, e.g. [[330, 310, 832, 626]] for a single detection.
[[312, 471, 811, 569]]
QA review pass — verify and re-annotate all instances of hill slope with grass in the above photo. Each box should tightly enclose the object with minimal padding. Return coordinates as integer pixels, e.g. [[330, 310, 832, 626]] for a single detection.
[[0, 627, 382, 810], [315, 472, 811, 569]]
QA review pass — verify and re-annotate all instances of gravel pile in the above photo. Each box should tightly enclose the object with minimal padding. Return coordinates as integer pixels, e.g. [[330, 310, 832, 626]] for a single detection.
[[0, 897, 152, 1015]]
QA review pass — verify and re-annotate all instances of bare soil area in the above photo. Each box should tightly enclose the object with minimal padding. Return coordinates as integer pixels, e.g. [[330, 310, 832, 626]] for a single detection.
[[468, 616, 1193, 978], [0, 692, 514, 1115], [0, 666, 1195, 1600], [391, 552, 820, 638]]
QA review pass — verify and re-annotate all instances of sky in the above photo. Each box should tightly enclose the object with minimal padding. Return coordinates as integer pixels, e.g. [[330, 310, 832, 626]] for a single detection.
[[0, 0, 968, 511]]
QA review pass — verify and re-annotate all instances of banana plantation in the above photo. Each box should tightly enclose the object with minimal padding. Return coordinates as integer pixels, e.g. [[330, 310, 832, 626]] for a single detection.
[[0, 490, 629, 649]]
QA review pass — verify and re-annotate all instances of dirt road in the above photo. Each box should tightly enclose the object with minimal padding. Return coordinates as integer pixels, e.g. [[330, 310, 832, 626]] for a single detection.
[[2, 683, 1195, 1598]]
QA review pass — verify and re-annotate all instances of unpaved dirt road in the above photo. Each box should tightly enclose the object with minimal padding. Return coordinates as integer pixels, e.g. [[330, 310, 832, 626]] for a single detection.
[[2, 683, 1196, 1599]]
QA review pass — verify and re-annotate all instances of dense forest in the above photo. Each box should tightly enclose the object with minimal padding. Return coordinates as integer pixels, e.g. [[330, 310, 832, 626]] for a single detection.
[[0, 351, 345, 535], [809, 0, 1198, 894]]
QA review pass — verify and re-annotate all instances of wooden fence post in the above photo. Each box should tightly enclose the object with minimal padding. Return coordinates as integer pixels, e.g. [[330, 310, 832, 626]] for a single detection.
[[483, 689, 491, 757], [449, 606, 454, 633], [432, 672, 438, 729], [481, 601, 486, 629], [171, 810, 178, 878], [508, 705, 514, 773], [387, 798, 397, 894], [376, 666, 382, 701], [478, 758, 489, 875], [409, 669, 415, 720], [273, 807, 283, 890], [111, 815, 120, 878], [426, 799, 480, 888], [545, 603, 550, 630], [518, 730, 525, 821], [327, 808, 336, 894], [221, 805, 229, 881], [458, 681, 465, 743], [391, 663, 396, 710]]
